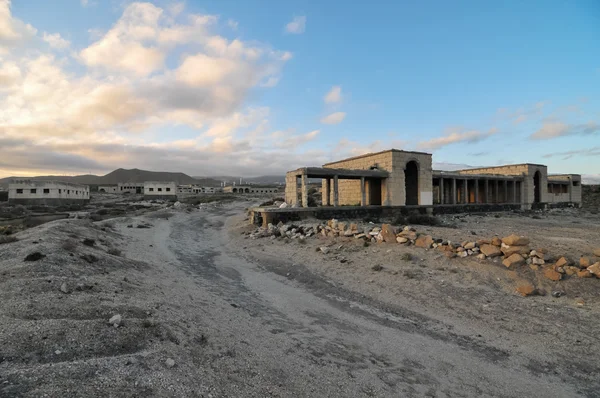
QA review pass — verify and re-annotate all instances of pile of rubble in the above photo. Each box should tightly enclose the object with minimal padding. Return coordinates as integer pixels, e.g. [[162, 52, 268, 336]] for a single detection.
[[248, 219, 600, 283]]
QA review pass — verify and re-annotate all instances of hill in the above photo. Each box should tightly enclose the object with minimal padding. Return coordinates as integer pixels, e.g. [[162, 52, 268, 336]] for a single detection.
[[0, 168, 221, 187]]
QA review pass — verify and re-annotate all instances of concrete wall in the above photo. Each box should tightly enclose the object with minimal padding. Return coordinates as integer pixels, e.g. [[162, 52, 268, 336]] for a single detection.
[[8, 180, 90, 205], [547, 174, 582, 206], [224, 186, 279, 194], [143, 182, 177, 198], [117, 183, 144, 194], [98, 186, 118, 193], [178, 186, 224, 194]]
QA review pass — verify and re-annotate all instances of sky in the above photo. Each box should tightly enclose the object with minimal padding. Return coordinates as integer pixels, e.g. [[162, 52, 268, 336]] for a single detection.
[[1, 0, 599, 181]]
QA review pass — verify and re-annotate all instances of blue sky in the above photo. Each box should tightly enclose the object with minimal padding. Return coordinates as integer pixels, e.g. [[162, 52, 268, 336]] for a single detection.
[[1, 0, 599, 180]]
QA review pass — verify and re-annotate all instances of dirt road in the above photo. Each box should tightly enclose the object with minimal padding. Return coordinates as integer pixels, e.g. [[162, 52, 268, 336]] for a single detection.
[[121, 204, 589, 397], [1, 203, 595, 397]]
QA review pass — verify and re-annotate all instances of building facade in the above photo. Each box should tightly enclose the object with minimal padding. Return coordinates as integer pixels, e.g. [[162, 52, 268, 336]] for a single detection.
[[285, 149, 581, 210], [8, 180, 90, 205], [177, 185, 224, 194], [143, 181, 177, 200], [98, 185, 118, 193], [223, 186, 279, 194], [117, 182, 144, 194]]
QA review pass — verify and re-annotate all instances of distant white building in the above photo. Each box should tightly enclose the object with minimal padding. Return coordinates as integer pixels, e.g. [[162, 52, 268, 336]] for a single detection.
[[98, 185, 118, 193], [8, 180, 90, 205], [177, 185, 223, 194], [117, 182, 144, 194], [144, 181, 177, 200], [223, 186, 279, 194]]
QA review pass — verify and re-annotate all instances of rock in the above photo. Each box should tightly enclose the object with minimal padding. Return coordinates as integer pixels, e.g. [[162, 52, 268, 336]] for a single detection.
[[551, 290, 565, 298], [576, 298, 585, 307], [60, 282, 69, 294], [355, 233, 366, 239], [532, 257, 545, 265], [529, 264, 539, 271], [529, 250, 537, 258], [503, 253, 526, 268], [544, 268, 562, 281], [476, 253, 486, 260], [165, 358, 176, 368], [491, 237, 502, 246], [80, 254, 98, 263], [24, 252, 46, 262], [501, 246, 530, 257], [593, 248, 600, 257], [577, 269, 593, 278], [463, 242, 476, 250], [350, 223, 358, 232], [565, 266, 578, 276], [436, 245, 453, 252], [587, 262, 600, 277], [399, 230, 417, 240], [516, 283, 536, 297], [444, 251, 457, 258], [82, 238, 96, 247], [279, 202, 288, 209], [338, 222, 347, 232], [555, 257, 569, 267], [579, 257, 591, 268], [371, 264, 383, 271], [501, 234, 530, 246], [480, 244, 502, 257], [458, 251, 468, 258], [108, 314, 122, 327], [415, 235, 434, 249], [396, 237, 408, 244], [477, 239, 490, 246], [380, 224, 397, 243], [319, 247, 330, 254], [456, 247, 465, 252]]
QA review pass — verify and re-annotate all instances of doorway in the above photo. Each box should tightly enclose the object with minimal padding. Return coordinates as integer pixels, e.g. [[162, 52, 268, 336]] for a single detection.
[[368, 179, 382, 205], [533, 171, 541, 203], [405, 161, 419, 205]]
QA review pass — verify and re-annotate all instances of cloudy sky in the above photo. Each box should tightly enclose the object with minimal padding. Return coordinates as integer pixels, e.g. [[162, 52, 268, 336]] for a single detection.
[[1, 0, 599, 179]]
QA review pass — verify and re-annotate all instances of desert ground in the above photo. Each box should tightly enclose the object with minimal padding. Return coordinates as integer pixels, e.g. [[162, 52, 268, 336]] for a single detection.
[[1, 195, 599, 397]]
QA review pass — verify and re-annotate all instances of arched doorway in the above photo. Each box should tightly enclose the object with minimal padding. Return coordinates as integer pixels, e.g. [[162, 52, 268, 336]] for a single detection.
[[232, 188, 238, 193], [533, 171, 541, 203], [245, 188, 250, 193], [405, 161, 419, 205]]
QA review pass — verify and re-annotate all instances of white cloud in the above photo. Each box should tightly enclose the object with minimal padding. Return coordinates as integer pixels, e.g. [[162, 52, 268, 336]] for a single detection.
[[285, 16, 306, 34], [320, 111, 346, 125], [227, 19, 238, 30], [530, 121, 599, 140], [417, 127, 498, 150], [42, 32, 70, 49], [0, 0, 37, 49], [324, 85, 342, 104]]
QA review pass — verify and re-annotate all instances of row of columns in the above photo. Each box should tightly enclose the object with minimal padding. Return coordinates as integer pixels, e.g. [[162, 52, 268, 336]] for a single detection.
[[299, 175, 370, 208], [437, 177, 520, 205]]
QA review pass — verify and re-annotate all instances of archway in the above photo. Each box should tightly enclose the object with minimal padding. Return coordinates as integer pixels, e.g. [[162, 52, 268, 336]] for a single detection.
[[99, 188, 106, 193], [533, 171, 541, 203], [232, 188, 238, 193], [405, 160, 419, 205], [245, 188, 250, 193]]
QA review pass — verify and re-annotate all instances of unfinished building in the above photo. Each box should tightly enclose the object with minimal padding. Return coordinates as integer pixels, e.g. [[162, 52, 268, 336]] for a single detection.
[[285, 149, 581, 210], [223, 186, 279, 194], [117, 182, 144, 194], [8, 180, 90, 205], [143, 181, 177, 200]]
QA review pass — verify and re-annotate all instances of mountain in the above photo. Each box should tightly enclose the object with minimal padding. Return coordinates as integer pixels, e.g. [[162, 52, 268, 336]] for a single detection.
[[0, 168, 221, 187]]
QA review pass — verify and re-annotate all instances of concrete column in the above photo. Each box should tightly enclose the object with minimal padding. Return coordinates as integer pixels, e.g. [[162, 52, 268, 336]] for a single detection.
[[513, 180, 517, 203], [360, 177, 366, 206], [452, 178, 457, 204], [484, 179, 489, 204], [463, 179, 468, 204], [475, 179, 479, 203], [324, 178, 331, 206], [301, 174, 308, 208], [333, 175, 339, 207], [495, 180, 499, 203], [439, 177, 444, 204]]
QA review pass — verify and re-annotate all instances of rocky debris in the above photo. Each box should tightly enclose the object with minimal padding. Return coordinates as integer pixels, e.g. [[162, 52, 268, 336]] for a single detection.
[[371, 264, 383, 271], [577, 269, 593, 278], [516, 283, 536, 297], [593, 248, 600, 257], [491, 237, 502, 246], [480, 244, 502, 258], [501, 234, 530, 246], [24, 252, 46, 262], [501, 245, 530, 257], [108, 314, 122, 327], [544, 268, 562, 281], [380, 224, 397, 243], [80, 254, 99, 264], [415, 235, 434, 249], [555, 257, 569, 268], [319, 247, 330, 255], [396, 237, 408, 244], [60, 282, 70, 294], [503, 253, 526, 268], [82, 238, 96, 247], [165, 358, 176, 368], [587, 262, 600, 277]]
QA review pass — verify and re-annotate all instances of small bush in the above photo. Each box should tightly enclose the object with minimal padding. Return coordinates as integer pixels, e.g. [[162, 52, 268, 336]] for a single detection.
[[0, 236, 17, 244]]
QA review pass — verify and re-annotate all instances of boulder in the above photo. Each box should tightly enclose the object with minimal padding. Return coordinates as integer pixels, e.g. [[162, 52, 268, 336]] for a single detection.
[[436, 244, 453, 252], [503, 253, 526, 268], [516, 283, 536, 297], [501, 246, 530, 257], [476, 253, 486, 260], [319, 246, 330, 254], [565, 266, 578, 276], [577, 269, 593, 278], [491, 237, 502, 246], [381, 224, 397, 243], [480, 244, 502, 258], [477, 239, 491, 246], [579, 257, 591, 268], [532, 257, 545, 265], [349, 223, 359, 233], [396, 237, 408, 244], [399, 230, 417, 240], [502, 234, 530, 246], [344, 230, 354, 237], [355, 233, 366, 239], [415, 235, 434, 249], [444, 251, 457, 258], [338, 222, 347, 232], [459, 251, 468, 258], [108, 314, 122, 327], [544, 268, 562, 281], [593, 248, 600, 257], [555, 257, 569, 267], [587, 262, 600, 277], [463, 242, 476, 250]]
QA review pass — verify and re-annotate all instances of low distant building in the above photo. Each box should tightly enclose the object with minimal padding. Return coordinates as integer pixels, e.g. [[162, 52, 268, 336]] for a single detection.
[[8, 180, 90, 205], [98, 185, 118, 193], [144, 181, 177, 200], [177, 185, 223, 194], [223, 185, 279, 194], [117, 182, 144, 194]]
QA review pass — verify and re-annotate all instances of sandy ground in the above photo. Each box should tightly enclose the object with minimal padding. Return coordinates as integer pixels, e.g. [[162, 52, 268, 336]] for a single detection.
[[1, 202, 599, 397]]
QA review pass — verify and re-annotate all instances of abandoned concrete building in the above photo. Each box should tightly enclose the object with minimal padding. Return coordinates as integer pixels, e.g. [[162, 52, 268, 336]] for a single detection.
[[118, 182, 144, 194], [98, 185, 118, 193], [177, 185, 224, 194], [8, 180, 90, 205], [143, 181, 177, 200], [223, 186, 279, 194], [285, 149, 581, 210]]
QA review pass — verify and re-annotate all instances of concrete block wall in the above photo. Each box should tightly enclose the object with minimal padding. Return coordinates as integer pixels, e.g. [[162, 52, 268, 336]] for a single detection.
[[391, 151, 433, 206], [143, 181, 177, 198], [285, 173, 298, 205]]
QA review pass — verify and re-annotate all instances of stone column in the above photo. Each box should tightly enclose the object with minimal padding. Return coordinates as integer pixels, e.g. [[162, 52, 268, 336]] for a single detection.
[[452, 178, 457, 204], [439, 177, 444, 204], [475, 179, 479, 203], [360, 177, 366, 206], [324, 178, 331, 206], [495, 180, 499, 203], [513, 180, 517, 203], [333, 175, 339, 207], [301, 174, 308, 208], [463, 179, 468, 204], [484, 179, 489, 204]]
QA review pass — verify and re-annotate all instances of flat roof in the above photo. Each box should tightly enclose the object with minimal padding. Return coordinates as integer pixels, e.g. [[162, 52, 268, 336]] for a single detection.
[[323, 148, 431, 166], [10, 179, 89, 188], [432, 171, 524, 180], [453, 163, 547, 173], [288, 167, 389, 179]]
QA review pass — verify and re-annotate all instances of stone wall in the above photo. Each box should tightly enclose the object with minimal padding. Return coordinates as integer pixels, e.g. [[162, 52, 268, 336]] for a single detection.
[[285, 173, 299, 205]]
